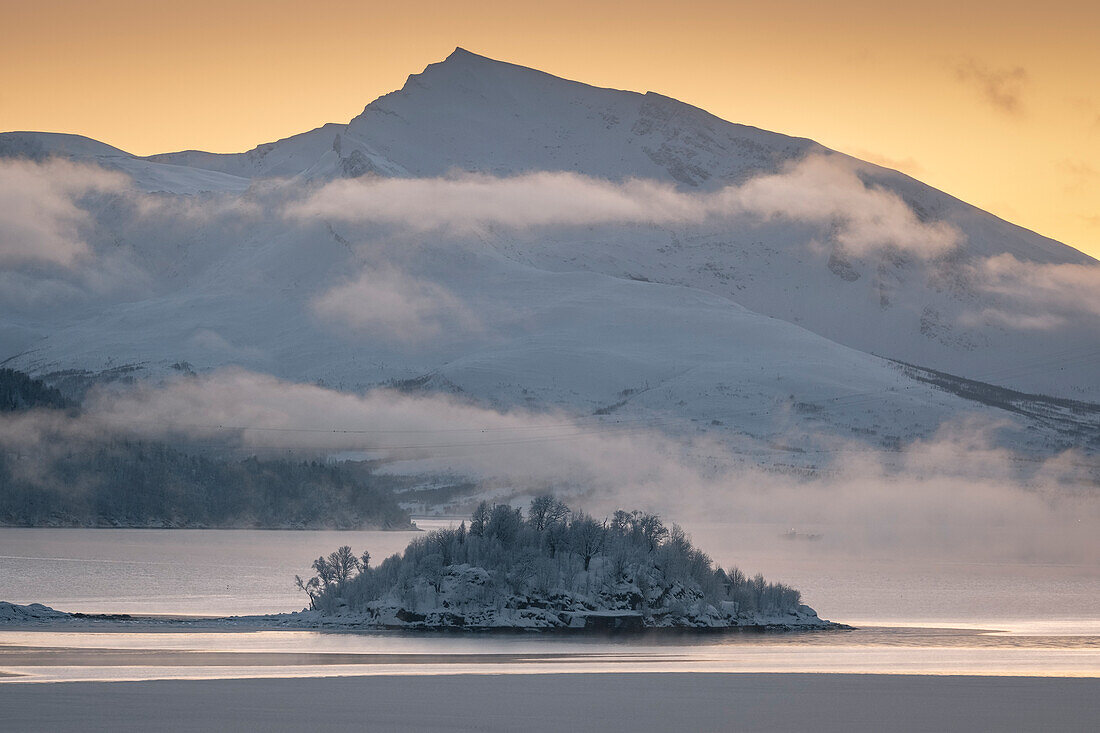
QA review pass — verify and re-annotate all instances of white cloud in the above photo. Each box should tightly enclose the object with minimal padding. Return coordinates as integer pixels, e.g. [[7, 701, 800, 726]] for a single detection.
[[11, 369, 1086, 564], [721, 155, 961, 257], [286, 155, 961, 258], [962, 253, 1100, 329], [310, 266, 481, 342], [285, 171, 701, 232], [958, 307, 1068, 331], [0, 158, 128, 267]]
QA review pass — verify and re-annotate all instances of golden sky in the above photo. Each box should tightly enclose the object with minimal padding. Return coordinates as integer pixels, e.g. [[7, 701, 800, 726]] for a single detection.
[[3, 0, 1098, 258]]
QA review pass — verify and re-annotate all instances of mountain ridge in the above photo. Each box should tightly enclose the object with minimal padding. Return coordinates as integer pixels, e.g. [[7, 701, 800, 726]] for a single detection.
[[0, 48, 1097, 440]]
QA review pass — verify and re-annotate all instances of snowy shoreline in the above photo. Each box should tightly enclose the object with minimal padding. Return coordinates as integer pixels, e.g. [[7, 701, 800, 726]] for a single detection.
[[0, 602, 848, 634]]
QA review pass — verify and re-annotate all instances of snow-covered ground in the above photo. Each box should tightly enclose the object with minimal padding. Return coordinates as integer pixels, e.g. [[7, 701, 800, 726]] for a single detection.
[[0, 600, 834, 633], [0, 49, 1097, 522], [3, 49, 1097, 402]]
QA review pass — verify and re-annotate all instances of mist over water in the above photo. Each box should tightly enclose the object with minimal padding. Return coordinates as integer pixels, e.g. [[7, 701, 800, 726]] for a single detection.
[[1, 524, 1095, 632], [1, 155, 1097, 682], [2, 524, 1096, 683], [5, 368, 1097, 568]]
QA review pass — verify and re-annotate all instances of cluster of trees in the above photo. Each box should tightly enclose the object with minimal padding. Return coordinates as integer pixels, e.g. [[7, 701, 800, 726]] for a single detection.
[[0, 369, 71, 411], [0, 369, 412, 529], [302, 497, 804, 620], [0, 441, 414, 528], [297, 546, 373, 610]]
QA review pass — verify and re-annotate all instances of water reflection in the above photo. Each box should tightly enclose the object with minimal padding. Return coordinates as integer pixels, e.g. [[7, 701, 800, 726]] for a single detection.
[[2, 524, 1097, 682], [1, 625, 1097, 682]]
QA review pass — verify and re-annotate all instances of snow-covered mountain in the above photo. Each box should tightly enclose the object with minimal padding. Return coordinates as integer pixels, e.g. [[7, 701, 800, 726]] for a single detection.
[[1, 48, 1098, 465]]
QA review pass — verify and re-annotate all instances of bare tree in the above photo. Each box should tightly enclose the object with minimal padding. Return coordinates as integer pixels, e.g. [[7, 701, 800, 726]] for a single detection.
[[528, 495, 570, 531], [294, 574, 321, 610], [570, 513, 608, 571], [302, 546, 364, 604], [419, 553, 445, 594], [610, 509, 632, 533], [469, 502, 490, 536], [329, 545, 362, 584], [544, 521, 568, 558], [631, 511, 669, 551], [486, 504, 523, 545], [311, 555, 335, 589]]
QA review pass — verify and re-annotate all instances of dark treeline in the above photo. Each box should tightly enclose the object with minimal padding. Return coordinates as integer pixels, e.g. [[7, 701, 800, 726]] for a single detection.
[[302, 498, 804, 622], [0, 440, 414, 529], [0, 369, 412, 529], [0, 369, 72, 411]]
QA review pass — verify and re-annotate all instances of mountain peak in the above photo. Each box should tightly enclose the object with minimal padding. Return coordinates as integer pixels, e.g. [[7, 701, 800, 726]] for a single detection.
[[444, 46, 482, 62], [416, 46, 546, 84], [425, 46, 515, 75]]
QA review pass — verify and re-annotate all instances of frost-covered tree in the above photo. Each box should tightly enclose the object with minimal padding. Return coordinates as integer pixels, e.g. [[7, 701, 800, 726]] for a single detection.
[[528, 495, 570, 531], [569, 512, 608, 571], [485, 504, 523, 545], [297, 545, 366, 607], [299, 500, 812, 628], [329, 546, 361, 584], [295, 574, 322, 610], [469, 502, 491, 537]]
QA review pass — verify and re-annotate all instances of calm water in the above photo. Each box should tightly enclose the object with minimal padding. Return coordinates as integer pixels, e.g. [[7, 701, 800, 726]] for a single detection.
[[1, 626, 1097, 683], [0, 520, 1095, 627], [1, 521, 1097, 682], [0, 525, 433, 616]]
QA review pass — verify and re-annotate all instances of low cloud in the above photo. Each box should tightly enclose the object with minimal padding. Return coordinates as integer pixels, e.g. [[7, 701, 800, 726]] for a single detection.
[[0, 154, 962, 320], [287, 155, 962, 259], [953, 59, 1028, 115], [0, 158, 267, 312], [286, 172, 699, 233], [5, 369, 1093, 564], [719, 156, 960, 257], [0, 158, 128, 267], [311, 266, 481, 342], [958, 307, 1067, 331], [962, 253, 1100, 329]]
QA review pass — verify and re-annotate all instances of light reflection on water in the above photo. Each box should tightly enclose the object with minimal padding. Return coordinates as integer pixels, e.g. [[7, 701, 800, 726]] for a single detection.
[[1, 523, 1097, 681], [1, 626, 1098, 682], [1, 524, 1097, 624]]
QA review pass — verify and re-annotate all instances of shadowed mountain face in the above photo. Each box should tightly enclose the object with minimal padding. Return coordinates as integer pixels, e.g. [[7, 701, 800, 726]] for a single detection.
[[0, 48, 1097, 462]]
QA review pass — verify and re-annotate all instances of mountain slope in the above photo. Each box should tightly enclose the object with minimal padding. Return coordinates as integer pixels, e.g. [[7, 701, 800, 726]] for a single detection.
[[0, 49, 1097, 457], [5, 49, 1094, 401]]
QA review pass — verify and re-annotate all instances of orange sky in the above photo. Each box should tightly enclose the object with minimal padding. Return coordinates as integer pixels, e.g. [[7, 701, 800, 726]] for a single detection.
[[3, 0, 1098, 258]]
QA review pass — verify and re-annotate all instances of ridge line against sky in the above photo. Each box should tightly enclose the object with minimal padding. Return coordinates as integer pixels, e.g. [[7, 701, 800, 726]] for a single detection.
[[2, 1, 1098, 259]]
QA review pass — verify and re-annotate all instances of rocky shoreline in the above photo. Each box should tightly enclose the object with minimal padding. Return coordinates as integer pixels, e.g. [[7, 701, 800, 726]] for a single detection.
[[0, 601, 849, 633]]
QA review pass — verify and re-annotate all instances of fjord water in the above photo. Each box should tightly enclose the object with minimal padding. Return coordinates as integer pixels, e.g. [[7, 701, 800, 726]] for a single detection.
[[1, 521, 1096, 627], [1, 521, 1097, 682]]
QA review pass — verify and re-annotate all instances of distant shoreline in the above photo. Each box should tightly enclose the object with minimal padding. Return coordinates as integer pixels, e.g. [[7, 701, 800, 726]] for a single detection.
[[0, 522, 418, 531], [0, 603, 850, 634]]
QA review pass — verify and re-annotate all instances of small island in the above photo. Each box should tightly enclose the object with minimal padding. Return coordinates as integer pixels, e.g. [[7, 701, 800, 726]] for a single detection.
[[292, 498, 837, 632], [0, 498, 840, 633]]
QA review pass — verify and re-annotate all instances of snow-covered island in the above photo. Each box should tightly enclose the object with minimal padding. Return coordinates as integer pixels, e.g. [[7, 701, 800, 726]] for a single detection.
[[292, 499, 839, 632]]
